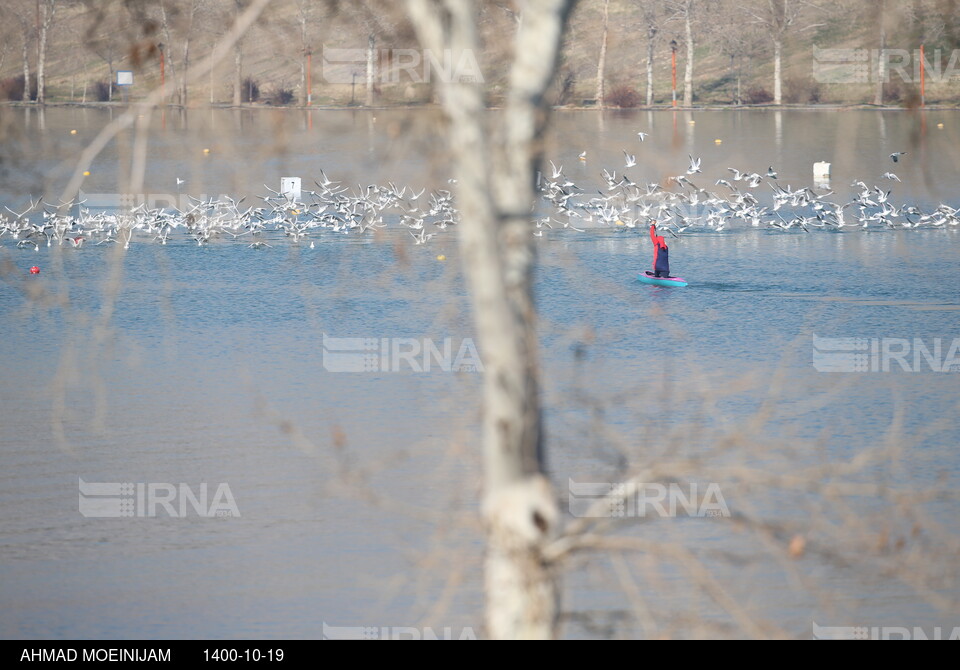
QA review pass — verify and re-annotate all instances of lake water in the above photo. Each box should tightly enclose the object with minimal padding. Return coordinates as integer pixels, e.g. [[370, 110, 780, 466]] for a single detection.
[[1, 107, 958, 639]]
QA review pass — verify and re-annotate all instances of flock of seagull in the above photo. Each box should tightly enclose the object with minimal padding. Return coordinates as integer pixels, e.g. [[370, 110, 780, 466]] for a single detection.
[[538, 145, 959, 235], [1, 138, 958, 252]]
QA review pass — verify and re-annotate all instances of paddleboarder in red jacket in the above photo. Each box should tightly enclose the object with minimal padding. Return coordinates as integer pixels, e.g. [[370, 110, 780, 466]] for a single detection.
[[649, 223, 670, 277]]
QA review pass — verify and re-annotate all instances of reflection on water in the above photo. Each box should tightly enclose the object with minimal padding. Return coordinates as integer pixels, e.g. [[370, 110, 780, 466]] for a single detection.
[[0, 108, 958, 639], [2, 106, 958, 210]]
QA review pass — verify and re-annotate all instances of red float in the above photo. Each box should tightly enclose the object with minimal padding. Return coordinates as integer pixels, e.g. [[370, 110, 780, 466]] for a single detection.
[[29, 266, 40, 274]]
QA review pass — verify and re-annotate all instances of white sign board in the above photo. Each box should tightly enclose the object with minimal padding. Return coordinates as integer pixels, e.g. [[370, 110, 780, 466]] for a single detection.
[[116, 71, 134, 87], [281, 177, 301, 202]]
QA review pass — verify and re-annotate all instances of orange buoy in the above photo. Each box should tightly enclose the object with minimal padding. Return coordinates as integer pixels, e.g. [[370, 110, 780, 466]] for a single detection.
[[29, 266, 40, 274]]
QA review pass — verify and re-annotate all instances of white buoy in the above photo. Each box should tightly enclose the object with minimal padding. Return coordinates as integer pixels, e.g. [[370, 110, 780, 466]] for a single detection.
[[813, 161, 831, 188], [281, 177, 301, 202]]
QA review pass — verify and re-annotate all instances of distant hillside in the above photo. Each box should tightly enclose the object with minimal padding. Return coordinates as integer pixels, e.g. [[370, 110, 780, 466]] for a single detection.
[[2, 0, 960, 107]]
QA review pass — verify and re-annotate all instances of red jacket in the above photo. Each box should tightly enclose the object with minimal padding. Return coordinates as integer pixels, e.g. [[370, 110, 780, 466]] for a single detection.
[[649, 224, 668, 272]]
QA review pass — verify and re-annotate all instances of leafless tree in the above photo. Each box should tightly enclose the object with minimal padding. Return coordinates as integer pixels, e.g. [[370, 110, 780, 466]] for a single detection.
[[746, 0, 825, 105], [156, 0, 206, 107], [875, 0, 887, 105], [405, 0, 574, 639], [636, 0, 665, 106], [84, 5, 126, 103], [365, 33, 376, 106], [36, 0, 58, 104], [332, 4, 394, 107], [4, 0, 35, 102], [0, 2, 30, 97], [294, 0, 312, 106], [596, 0, 610, 107], [233, 0, 245, 105], [666, 0, 697, 107], [715, 0, 761, 105]]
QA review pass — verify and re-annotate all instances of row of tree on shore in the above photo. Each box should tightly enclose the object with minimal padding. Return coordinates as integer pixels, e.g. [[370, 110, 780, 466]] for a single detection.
[[2, 1, 959, 108]]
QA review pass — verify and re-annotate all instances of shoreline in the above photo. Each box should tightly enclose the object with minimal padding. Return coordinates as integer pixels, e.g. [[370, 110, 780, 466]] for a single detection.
[[2, 101, 959, 112]]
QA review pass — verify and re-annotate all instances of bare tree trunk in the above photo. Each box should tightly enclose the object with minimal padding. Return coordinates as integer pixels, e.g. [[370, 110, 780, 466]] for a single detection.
[[21, 35, 30, 102], [773, 37, 782, 104], [37, 27, 46, 104], [365, 33, 375, 107], [405, 0, 572, 640], [683, 0, 694, 107], [646, 25, 656, 106], [158, 1, 178, 105], [178, 0, 200, 107], [875, 0, 887, 106], [300, 57, 306, 107], [298, 9, 308, 107], [596, 0, 609, 107], [37, 1, 56, 105], [233, 42, 242, 105], [737, 59, 742, 106], [181, 39, 190, 106]]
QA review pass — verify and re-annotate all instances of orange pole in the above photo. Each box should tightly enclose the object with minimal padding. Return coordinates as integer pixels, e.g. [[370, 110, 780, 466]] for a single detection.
[[920, 44, 925, 107]]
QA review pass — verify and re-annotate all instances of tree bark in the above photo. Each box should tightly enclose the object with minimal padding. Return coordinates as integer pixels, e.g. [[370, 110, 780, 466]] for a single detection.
[[737, 62, 742, 106], [158, 1, 177, 105], [646, 24, 656, 106], [181, 39, 190, 106], [875, 0, 887, 106], [645, 44, 654, 106], [233, 42, 242, 105], [365, 33, 375, 107], [596, 0, 609, 107], [405, 0, 572, 639], [773, 37, 782, 104], [21, 34, 30, 102], [683, 0, 694, 107], [37, 1, 56, 105], [298, 7, 308, 107]]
